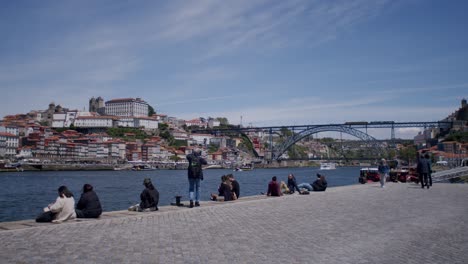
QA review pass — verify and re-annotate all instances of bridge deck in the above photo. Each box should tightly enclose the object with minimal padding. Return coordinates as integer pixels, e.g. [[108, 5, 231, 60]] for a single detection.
[[0, 183, 467, 263], [432, 166, 468, 182]]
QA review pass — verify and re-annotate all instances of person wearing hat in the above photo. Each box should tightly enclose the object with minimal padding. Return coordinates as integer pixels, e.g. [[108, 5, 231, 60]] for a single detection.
[[128, 178, 159, 212], [378, 159, 390, 188], [186, 148, 207, 208]]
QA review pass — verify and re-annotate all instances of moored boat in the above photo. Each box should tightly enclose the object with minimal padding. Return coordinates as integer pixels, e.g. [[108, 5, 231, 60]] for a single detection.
[[131, 164, 156, 171]]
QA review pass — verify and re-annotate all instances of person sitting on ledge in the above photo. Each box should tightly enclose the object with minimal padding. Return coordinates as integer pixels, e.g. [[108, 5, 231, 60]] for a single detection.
[[129, 178, 159, 212], [287, 173, 301, 194], [228, 174, 240, 199], [36, 185, 76, 223], [279, 181, 290, 194], [297, 174, 328, 192], [75, 184, 102, 218], [267, 176, 282, 196], [211, 175, 237, 201], [312, 173, 327, 192]]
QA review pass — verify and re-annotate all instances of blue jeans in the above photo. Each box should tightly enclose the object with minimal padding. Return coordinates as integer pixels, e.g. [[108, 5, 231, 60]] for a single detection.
[[188, 178, 201, 202], [380, 173, 387, 187], [298, 183, 313, 191]]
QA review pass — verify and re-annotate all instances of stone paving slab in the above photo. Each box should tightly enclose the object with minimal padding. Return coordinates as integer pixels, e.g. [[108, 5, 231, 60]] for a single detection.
[[0, 183, 467, 263]]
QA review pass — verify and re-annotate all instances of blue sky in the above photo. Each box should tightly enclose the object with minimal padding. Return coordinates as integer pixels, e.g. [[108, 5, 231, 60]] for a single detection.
[[1, 0, 467, 138]]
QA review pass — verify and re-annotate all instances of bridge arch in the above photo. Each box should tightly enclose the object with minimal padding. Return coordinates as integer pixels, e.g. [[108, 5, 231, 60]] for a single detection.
[[273, 125, 383, 160]]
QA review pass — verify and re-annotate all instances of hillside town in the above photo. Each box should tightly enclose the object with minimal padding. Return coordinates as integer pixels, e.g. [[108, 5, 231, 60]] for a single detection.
[[1, 97, 468, 170]]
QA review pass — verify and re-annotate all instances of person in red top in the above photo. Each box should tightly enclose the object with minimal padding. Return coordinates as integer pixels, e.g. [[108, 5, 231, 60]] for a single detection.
[[267, 176, 282, 196]]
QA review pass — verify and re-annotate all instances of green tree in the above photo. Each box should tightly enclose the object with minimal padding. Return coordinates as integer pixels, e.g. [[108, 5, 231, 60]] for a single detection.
[[287, 144, 308, 159], [208, 143, 218, 153], [169, 155, 181, 162], [158, 123, 175, 145], [148, 105, 155, 116], [216, 117, 229, 125], [444, 131, 468, 143], [399, 145, 417, 164]]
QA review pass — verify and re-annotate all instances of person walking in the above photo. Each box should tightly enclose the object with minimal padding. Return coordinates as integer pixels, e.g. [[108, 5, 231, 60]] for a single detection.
[[417, 153, 432, 189], [378, 159, 389, 188], [186, 148, 207, 208]]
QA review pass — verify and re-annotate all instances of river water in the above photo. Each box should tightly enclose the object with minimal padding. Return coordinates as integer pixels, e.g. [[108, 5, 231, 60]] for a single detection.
[[0, 167, 361, 222]]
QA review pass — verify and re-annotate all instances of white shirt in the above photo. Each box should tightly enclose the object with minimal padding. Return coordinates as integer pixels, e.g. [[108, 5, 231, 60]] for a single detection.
[[48, 196, 76, 223]]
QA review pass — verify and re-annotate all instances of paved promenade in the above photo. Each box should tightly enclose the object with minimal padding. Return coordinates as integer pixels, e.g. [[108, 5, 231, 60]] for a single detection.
[[0, 183, 467, 263]]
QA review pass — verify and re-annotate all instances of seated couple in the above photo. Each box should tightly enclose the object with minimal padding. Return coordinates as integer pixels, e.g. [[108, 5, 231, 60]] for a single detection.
[[297, 173, 328, 192], [128, 178, 160, 212], [36, 184, 103, 223], [211, 174, 240, 202]]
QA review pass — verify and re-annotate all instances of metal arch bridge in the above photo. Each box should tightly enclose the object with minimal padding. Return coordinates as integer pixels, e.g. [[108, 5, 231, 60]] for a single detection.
[[191, 121, 454, 161], [271, 125, 381, 160]]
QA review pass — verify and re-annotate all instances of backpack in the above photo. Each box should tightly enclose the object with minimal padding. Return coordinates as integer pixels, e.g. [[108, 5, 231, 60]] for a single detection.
[[190, 157, 202, 176]]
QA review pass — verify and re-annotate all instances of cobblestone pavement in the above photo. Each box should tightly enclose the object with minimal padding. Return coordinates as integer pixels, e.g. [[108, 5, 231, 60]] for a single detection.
[[0, 183, 467, 264]]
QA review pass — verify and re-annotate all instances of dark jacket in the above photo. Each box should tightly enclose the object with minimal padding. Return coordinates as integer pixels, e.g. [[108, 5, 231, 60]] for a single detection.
[[140, 187, 159, 209], [267, 181, 281, 196], [76, 191, 102, 218], [231, 180, 240, 198], [221, 182, 234, 201], [187, 153, 208, 179], [417, 158, 431, 174], [287, 176, 300, 193], [312, 179, 327, 192]]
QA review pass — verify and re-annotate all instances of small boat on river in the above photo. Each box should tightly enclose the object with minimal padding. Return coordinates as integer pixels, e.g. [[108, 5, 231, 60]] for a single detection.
[[320, 162, 336, 170]]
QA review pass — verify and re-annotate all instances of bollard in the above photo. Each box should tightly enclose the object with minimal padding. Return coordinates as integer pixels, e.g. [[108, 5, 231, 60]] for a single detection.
[[171, 195, 184, 206]]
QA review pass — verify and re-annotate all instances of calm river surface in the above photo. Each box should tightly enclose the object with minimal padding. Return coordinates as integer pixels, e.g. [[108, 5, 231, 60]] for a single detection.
[[0, 167, 361, 222]]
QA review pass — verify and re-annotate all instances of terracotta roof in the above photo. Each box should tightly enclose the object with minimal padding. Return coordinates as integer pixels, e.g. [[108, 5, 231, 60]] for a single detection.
[[106, 98, 147, 103], [0, 132, 16, 137]]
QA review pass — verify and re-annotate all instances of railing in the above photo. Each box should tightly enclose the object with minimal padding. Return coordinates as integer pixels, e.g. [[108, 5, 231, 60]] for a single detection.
[[432, 166, 468, 182]]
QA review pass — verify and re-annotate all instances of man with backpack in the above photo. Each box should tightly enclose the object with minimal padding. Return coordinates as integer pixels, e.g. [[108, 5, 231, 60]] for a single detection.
[[186, 148, 208, 208]]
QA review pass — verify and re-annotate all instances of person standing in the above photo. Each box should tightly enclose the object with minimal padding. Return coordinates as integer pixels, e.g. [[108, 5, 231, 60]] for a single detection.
[[186, 148, 207, 208], [378, 159, 389, 188], [417, 154, 432, 189], [425, 153, 433, 187]]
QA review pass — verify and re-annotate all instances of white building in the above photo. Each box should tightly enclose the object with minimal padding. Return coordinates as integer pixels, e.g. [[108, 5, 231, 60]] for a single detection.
[[74, 116, 116, 128], [191, 134, 214, 146], [0, 126, 19, 136], [117, 117, 159, 129], [136, 117, 159, 129], [0, 132, 19, 157], [208, 119, 221, 128], [52, 111, 78, 128], [105, 98, 149, 117], [185, 118, 208, 128]]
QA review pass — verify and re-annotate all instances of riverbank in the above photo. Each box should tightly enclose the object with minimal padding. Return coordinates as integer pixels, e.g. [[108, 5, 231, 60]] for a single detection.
[[1, 183, 466, 263], [1, 160, 367, 172]]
